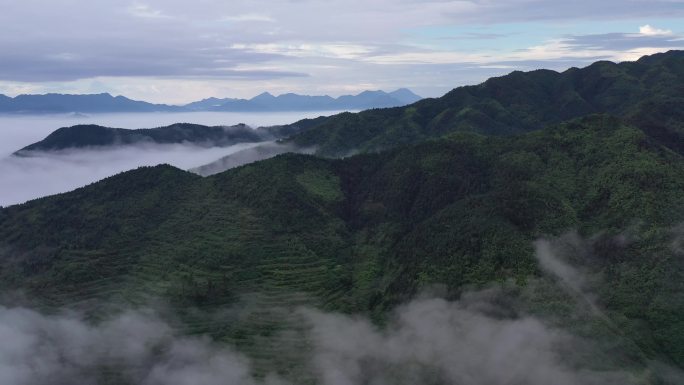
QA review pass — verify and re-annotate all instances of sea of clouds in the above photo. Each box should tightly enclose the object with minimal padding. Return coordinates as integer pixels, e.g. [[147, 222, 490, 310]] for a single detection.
[[0, 111, 337, 206]]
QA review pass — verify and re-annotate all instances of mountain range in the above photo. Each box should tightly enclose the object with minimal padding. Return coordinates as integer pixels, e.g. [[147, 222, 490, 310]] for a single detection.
[[185, 89, 422, 111], [282, 50, 684, 157], [183, 49, 684, 175], [0, 89, 422, 114], [1, 51, 683, 383], [20, 50, 683, 162], [0, 93, 183, 113]]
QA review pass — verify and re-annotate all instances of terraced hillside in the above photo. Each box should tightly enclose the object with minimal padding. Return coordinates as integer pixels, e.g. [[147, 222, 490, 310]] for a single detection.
[[1, 115, 683, 381]]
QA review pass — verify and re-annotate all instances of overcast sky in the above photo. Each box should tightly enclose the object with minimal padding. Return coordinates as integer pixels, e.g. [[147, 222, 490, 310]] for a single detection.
[[0, 0, 683, 103]]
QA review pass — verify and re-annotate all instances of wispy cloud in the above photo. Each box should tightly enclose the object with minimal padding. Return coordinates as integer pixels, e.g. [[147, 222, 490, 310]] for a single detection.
[[359, 30, 683, 66], [231, 43, 375, 60], [639, 24, 673, 36], [221, 14, 275, 23], [127, 2, 170, 19]]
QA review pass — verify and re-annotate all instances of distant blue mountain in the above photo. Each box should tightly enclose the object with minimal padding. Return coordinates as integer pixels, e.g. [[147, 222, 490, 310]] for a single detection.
[[184, 89, 423, 112], [388, 88, 424, 105], [0, 89, 422, 114], [0, 93, 183, 113]]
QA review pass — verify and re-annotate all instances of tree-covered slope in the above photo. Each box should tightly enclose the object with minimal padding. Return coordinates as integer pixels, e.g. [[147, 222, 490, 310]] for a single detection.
[[1, 115, 683, 378], [284, 50, 684, 157]]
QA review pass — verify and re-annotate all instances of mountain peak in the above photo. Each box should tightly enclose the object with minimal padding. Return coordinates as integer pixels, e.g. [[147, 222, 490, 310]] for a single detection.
[[252, 92, 276, 101], [389, 88, 418, 96], [357, 90, 386, 96], [388, 88, 422, 104]]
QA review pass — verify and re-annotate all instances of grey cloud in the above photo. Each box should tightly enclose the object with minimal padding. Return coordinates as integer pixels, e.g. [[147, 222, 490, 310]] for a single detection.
[[0, 43, 304, 82], [532, 230, 684, 384], [0, 0, 309, 83], [492, 58, 614, 68], [444, 0, 684, 23], [531, 229, 654, 322], [0, 142, 266, 207], [1, 0, 682, 86], [672, 223, 684, 255], [535, 235, 589, 293], [0, 305, 286, 385], [301, 296, 637, 385], [191, 142, 313, 176], [533, 234, 607, 318], [562, 32, 684, 52], [2, 225, 681, 384], [436, 32, 510, 40], [0, 290, 644, 385]]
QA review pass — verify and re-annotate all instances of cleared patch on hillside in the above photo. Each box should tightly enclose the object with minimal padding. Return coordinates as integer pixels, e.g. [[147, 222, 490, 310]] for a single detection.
[[296, 170, 343, 202]]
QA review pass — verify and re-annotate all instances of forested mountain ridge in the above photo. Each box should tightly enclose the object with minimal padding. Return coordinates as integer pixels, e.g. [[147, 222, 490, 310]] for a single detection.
[[1, 115, 683, 380], [16, 52, 683, 161], [14, 123, 298, 154], [283, 50, 684, 157]]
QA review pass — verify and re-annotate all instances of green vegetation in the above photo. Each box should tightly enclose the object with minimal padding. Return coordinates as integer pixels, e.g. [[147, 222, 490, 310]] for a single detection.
[[296, 169, 343, 202], [1, 52, 684, 382], [16, 123, 280, 153], [1, 115, 683, 377]]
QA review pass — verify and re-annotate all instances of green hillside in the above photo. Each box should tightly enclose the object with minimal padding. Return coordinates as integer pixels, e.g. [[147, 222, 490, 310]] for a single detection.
[[1, 115, 683, 381]]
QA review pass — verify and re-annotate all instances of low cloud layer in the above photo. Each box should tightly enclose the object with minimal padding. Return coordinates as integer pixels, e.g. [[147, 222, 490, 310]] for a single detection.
[[533, 234, 605, 317], [192, 142, 314, 176], [0, 111, 331, 207], [533, 230, 684, 384], [302, 296, 636, 385], [8, 222, 684, 385], [672, 223, 684, 255], [0, 306, 286, 385], [0, 292, 641, 385], [0, 142, 262, 207]]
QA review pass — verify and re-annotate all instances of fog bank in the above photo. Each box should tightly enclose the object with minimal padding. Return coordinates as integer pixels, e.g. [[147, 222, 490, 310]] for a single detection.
[[0, 111, 342, 156], [0, 143, 261, 207], [302, 295, 636, 385], [191, 142, 314, 176], [0, 305, 286, 385], [0, 111, 335, 207], [0, 289, 646, 385]]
